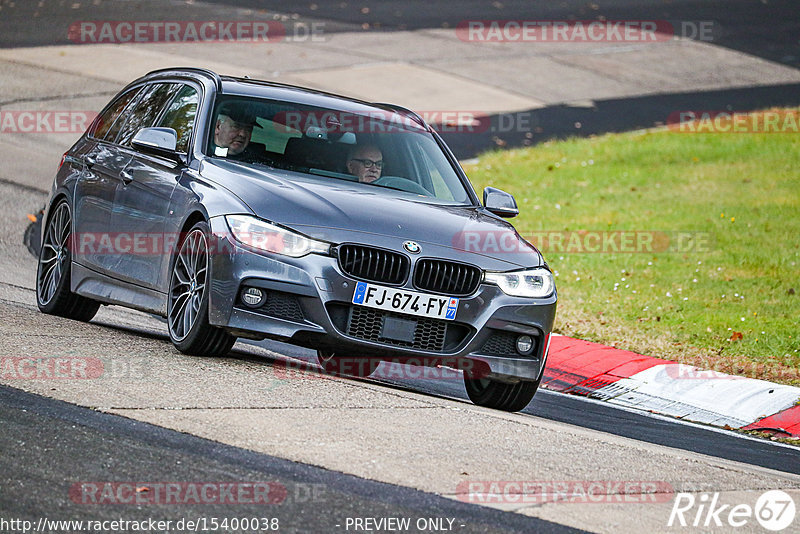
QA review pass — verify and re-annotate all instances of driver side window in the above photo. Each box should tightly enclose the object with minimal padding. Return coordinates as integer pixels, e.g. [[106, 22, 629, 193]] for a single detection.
[[117, 83, 180, 147], [156, 85, 199, 153]]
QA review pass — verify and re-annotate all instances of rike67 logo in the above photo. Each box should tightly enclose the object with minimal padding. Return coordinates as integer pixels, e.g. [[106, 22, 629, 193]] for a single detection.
[[669, 490, 796, 531]]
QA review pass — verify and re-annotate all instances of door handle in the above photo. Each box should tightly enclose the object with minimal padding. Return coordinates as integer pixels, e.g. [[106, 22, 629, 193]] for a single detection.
[[84, 155, 97, 168], [120, 170, 133, 184]]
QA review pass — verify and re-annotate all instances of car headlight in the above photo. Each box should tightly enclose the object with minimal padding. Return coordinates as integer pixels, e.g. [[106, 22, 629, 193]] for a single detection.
[[225, 215, 330, 257], [483, 268, 555, 298]]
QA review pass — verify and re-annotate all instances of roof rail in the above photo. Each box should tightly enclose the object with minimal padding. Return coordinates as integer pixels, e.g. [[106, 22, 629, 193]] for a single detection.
[[145, 67, 223, 91], [224, 74, 374, 103], [373, 103, 426, 128]]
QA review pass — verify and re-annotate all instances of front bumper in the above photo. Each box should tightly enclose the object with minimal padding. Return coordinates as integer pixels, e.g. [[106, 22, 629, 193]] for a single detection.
[[207, 217, 557, 382]]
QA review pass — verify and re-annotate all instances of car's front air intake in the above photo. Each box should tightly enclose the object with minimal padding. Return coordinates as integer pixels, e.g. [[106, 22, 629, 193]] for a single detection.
[[337, 244, 409, 285], [413, 259, 481, 296]]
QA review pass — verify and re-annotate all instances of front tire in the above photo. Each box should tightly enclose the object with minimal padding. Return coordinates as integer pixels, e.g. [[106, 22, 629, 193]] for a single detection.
[[167, 221, 236, 356], [36, 200, 100, 321], [464, 374, 539, 412]]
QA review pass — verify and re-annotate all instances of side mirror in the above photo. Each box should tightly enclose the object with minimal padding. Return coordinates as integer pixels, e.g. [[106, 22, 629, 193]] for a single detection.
[[131, 127, 183, 163], [483, 186, 519, 218]]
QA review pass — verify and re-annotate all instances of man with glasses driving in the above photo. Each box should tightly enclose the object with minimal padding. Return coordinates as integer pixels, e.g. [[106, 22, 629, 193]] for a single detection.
[[346, 144, 383, 183]]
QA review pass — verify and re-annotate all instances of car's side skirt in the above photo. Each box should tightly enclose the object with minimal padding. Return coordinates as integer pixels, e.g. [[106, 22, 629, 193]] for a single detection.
[[71, 262, 167, 316]]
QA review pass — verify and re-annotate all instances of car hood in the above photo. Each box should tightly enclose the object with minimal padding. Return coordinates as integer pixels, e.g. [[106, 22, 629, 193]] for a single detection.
[[201, 159, 543, 269]]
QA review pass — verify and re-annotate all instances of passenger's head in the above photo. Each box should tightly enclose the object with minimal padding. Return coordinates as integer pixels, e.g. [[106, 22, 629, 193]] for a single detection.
[[214, 104, 256, 156], [346, 144, 383, 183]]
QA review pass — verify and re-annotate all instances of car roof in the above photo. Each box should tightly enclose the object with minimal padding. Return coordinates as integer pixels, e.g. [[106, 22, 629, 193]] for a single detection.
[[139, 67, 427, 128]]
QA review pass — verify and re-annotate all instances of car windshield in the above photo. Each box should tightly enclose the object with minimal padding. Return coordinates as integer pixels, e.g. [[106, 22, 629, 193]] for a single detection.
[[206, 96, 471, 203]]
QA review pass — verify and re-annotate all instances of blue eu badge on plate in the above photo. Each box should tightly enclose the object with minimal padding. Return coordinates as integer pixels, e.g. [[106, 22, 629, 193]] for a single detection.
[[353, 281, 368, 304]]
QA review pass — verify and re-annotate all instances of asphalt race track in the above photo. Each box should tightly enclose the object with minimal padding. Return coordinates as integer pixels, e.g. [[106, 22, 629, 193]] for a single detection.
[[0, 385, 576, 534]]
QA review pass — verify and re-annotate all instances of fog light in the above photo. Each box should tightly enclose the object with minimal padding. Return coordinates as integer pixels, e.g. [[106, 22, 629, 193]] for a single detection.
[[516, 335, 534, 356], [241, 287, 265, 308]]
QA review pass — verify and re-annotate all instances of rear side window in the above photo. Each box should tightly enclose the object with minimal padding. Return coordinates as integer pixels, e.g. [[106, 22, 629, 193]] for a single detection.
[[90, 87, 141, 140], [156, 85, 199, 153], [117, 83, 180, 147]]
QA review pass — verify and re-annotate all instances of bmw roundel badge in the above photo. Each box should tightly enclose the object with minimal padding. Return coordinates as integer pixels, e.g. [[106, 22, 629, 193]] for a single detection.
[[403, 241, 421, 254]]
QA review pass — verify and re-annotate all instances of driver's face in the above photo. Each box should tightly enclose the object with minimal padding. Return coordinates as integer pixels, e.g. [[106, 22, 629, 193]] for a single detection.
[[347, 147, 383, 183], [215, 116, 252, 155]]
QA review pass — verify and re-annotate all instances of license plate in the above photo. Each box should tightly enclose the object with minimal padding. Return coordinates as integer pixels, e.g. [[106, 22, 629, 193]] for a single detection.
[[352, 281, 458, 320]]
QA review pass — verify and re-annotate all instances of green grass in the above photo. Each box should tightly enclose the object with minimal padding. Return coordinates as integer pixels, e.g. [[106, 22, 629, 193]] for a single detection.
[[462, 111, 800, 384]]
